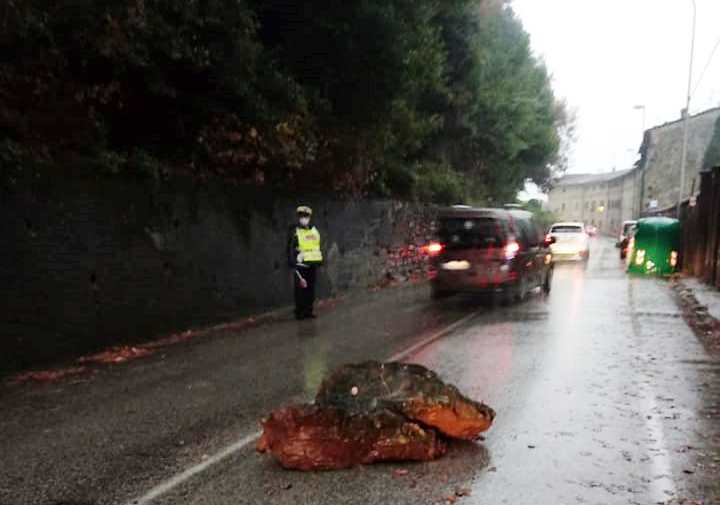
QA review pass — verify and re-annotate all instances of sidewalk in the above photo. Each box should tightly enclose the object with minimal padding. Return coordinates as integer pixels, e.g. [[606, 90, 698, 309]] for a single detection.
[[682, 277, 720, 320], [673, 276, 720, 355]]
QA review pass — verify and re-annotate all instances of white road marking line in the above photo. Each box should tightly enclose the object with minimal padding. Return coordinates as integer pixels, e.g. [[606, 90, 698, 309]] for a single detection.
[[126, 431, 261, 505], [124, 311, 478, 505], [643, 390, 677, 502], [389, 311, 478, 362], [121, 312, 477, 505]]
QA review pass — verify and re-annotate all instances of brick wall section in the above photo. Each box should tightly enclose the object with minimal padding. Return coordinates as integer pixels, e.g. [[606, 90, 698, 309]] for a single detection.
[[0, 176, 435, 373]]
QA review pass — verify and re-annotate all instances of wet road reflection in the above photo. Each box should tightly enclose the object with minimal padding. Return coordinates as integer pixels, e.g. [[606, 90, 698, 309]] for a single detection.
[[403, 238, 719, 505], [3, 238, 719, 505], [146, 238, 719, 505]]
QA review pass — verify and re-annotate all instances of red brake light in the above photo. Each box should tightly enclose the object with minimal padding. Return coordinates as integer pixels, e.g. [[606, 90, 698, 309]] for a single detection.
[[544, 234, 553, 245], [427, 242, 444, 255], [504, 240, 520, 260]]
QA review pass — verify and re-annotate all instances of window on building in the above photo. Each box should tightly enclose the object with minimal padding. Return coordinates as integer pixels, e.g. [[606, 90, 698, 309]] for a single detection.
[[561, 203, 566, 211], [591, 200, 596, 210]]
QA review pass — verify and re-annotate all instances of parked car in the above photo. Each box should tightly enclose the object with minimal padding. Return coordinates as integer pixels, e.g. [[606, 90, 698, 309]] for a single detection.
[[626, 217, 680, 276], [428, 207, 554, 303], [616, 220, 637, 259], [547, 222, 590, 261]]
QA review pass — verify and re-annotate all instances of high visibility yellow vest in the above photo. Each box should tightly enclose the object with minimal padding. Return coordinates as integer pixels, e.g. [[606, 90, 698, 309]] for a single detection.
[[296, 227, 323, 263]]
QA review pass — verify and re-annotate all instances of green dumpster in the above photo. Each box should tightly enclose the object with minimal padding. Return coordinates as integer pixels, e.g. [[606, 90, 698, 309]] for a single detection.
[[626, 217, 681, 276]]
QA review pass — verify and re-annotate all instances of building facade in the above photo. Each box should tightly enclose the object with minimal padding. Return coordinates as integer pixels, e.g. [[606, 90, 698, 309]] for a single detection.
[[639, 107, 720, 213], [548, 107, 720, 235], [547, 170, 637, 236]]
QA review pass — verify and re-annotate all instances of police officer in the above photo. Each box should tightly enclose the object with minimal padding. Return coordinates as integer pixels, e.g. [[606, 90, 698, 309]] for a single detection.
[[288, 205, 323, 320]]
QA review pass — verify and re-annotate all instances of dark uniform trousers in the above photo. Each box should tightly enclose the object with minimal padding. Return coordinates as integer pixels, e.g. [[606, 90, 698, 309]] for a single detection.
[[295, 266, 317, 318]]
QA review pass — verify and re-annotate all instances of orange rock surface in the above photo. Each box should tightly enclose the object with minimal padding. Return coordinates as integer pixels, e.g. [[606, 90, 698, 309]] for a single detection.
[[316, 361, 495, 440], [256, 405, 447, 470], [257, 362, 494, 470]]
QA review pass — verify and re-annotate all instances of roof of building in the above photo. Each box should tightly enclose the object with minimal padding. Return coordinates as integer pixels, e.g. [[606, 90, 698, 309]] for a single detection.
[[637, 106, 720, 209], [638, 107, 720, 162], [554, 169, 633, 187], [646, 106, 720, 134]]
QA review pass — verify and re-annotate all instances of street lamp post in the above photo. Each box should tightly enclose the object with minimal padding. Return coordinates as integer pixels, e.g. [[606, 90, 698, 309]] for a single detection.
[[677, 0, 697, 219], [633, 105, 646, 218], [633, 105, 646, 134]]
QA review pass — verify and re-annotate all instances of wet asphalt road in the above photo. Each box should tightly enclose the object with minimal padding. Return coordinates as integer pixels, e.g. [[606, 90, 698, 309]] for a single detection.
[[1, 238, 719, 505]]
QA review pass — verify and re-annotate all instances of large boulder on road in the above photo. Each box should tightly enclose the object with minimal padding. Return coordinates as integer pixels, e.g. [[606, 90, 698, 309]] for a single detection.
[[316, 361, 495, 440], [256, 361, 495, 470], [256, 404, 447, 470]]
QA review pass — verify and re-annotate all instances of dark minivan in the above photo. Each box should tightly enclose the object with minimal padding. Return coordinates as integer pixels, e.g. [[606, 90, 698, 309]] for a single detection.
[[429, 207, 554, 302]]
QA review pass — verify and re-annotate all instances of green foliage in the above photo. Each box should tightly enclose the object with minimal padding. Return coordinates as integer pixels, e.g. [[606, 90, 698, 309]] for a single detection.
[[521, 199, 558, 231], [0, 0, 569, 203], [0, 139, 28, 187], [414, 163, 466, 205], [432, 5, 563, 199], [704, 114, 720, 170]]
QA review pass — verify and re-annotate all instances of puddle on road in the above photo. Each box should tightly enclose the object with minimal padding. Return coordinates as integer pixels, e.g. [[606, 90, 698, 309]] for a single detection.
[[631, 311, 683, 319], [485, 311, 549, 323], [249, 439, 492, 505], [677, 359, 720, 367]]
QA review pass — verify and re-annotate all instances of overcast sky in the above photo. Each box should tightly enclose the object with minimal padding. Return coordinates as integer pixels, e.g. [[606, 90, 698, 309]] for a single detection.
[[512, 0, 720, 176]]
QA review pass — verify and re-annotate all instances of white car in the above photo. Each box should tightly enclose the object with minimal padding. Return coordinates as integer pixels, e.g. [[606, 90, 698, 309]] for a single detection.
[[548, 222, 590, 261]]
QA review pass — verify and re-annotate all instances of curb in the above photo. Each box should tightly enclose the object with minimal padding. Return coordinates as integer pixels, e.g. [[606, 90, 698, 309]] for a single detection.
[[670, 276, 720, 356], [3, 279, 430, 386]]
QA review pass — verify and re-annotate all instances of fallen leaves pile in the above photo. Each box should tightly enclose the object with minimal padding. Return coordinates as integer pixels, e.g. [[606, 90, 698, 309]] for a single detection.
[[7, 315, 266, 385], [9, 366, 91, 384]]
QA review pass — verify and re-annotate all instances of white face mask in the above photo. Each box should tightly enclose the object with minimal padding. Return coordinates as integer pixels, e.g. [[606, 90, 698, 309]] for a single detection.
[[299, 217, 310, 227]]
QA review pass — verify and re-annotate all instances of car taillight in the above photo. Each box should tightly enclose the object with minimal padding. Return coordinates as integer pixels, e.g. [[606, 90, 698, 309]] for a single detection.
[[504, 240, 520, 260], [426, 242, 444, 256], [543, 234, 553, 246]]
